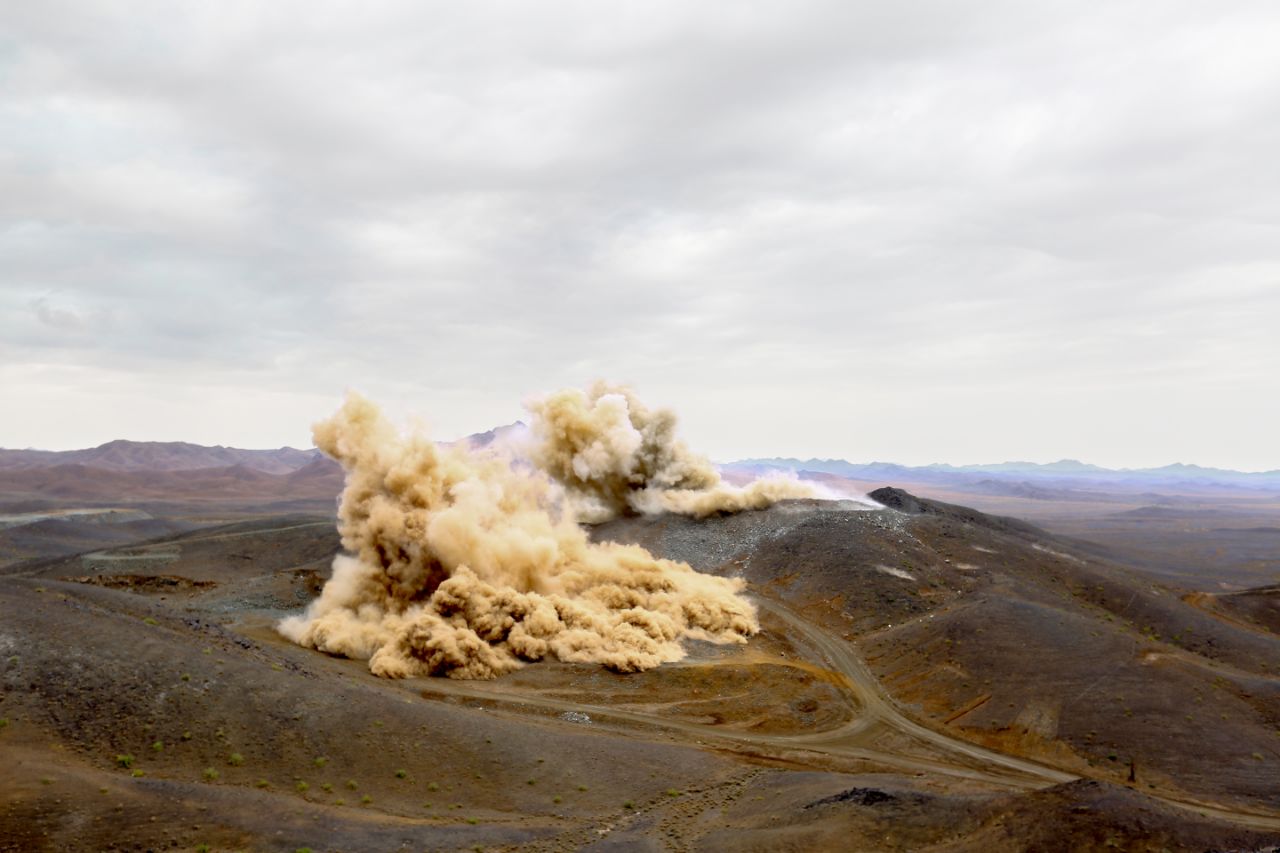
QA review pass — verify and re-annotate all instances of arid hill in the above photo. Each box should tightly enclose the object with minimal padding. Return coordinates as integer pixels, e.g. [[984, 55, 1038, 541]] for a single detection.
[[0, 440, 323, 474], [2, 487, 1278, 851], [595, 490, 1280, 809]]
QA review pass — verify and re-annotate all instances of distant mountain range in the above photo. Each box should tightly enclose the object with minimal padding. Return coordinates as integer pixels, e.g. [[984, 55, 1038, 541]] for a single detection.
[[4, 437, 1278, 507], [0, 440, 342, 507], [0, 429, 522, 507], [0, 425, 530, 475], [0, 439, 324, 474], [729, 457, 1280, 494]]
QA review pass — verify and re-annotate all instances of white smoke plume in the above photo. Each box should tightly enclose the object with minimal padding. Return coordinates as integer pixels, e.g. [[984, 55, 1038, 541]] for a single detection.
[[278, 391, 763, 679], [527, 381, 815, 524]]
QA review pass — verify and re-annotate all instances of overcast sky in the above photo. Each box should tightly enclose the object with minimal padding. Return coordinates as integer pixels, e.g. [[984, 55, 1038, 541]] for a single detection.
[[2, 1, 1278, 470]]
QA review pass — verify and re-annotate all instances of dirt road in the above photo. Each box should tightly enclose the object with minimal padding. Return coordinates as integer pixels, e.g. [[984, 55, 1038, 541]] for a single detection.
[[362, 594, 1280, 831]]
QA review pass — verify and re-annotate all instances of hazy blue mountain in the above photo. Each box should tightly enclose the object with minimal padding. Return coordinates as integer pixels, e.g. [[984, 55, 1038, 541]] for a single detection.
[[729, 456, 1280, 493]]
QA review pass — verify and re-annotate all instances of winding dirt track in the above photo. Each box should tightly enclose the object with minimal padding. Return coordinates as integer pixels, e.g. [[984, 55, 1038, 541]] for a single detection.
[[406, 597, 1068, 790], [1183, 590, 1280, 641], [401, 594, 1280, 831]]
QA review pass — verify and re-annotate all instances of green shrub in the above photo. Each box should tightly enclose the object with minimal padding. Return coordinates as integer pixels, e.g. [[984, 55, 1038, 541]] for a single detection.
[[115, 754, 135, 769], [623, 800, 635, 810], [426, 781, 439, 792], [395, 768, 408, 779], [361, 794, 372, 805], [131, 769, 144, 778], [255, 779, 270, 789], [313, 757, 328, 769], [346, 779, 358, 790], [202, 767, 219, 782], [320, 782, 333, 793], [181, 731, 192, 741], [151, 741, 163, 752], [228, 753, 244, 766], [296, 781, 310, 793]]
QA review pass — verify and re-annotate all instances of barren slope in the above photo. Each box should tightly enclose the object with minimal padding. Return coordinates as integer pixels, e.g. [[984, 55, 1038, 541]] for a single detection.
[[596, 491, 1280, 811], [2, 493, 1278, 851]]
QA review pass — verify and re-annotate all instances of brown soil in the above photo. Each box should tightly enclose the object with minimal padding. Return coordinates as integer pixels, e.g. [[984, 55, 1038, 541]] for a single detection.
[[71, 574, 217, 594], [2, 495, 1279, 851]]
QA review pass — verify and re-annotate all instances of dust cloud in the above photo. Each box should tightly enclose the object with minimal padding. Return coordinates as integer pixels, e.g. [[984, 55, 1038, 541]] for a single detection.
[[528, 382, 814, 523], [278, 387, 802, 679]]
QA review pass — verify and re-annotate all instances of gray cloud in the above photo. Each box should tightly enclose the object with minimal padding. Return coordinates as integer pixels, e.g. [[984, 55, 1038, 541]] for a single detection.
[[1, 0, 1278, 469]]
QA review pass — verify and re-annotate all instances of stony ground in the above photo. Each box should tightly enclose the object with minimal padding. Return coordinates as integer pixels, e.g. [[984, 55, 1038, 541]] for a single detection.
[[1, 495, 1279, 851]]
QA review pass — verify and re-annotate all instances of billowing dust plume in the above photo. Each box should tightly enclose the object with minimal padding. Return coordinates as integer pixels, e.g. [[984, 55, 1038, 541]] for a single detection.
[[527, 382, 815, 523], [278, 392, 761, 679]]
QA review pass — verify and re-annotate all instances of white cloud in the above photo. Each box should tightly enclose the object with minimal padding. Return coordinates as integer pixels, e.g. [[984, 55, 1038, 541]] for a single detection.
[[0, 0, 1277, 469]]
